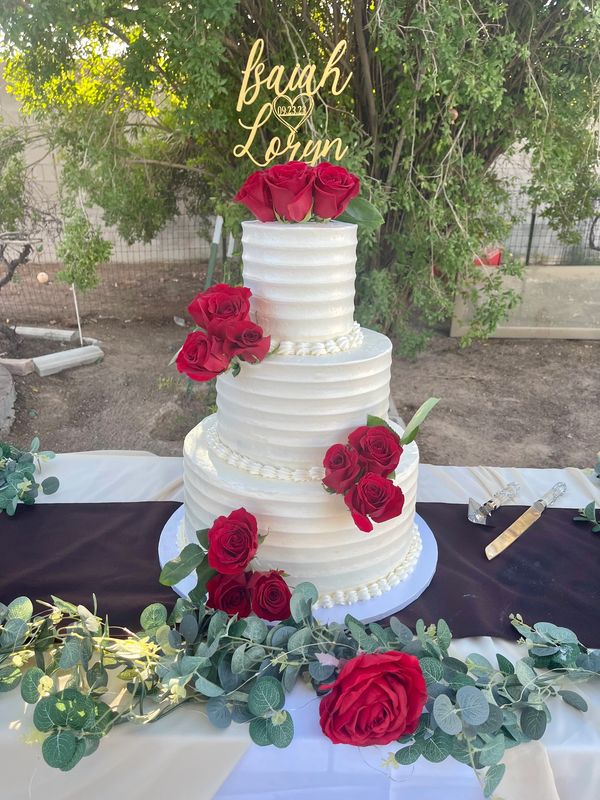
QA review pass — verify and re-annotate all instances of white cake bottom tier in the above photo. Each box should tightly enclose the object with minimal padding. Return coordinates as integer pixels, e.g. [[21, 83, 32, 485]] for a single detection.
[[183, 417, 420, 606], [216, 327, 392, 471]]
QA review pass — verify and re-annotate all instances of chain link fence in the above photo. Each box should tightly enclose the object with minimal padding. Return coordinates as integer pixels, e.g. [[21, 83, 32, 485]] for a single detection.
[[2, 193, 599, 330], [1, 212, 212, 327]]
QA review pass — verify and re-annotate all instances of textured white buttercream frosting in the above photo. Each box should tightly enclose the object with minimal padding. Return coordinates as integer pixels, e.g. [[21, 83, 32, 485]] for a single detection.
[[183, 416, 420, 600], [242, 219, 357, 343], [216, 327, 392, 470], [180, 219, 423, 608]]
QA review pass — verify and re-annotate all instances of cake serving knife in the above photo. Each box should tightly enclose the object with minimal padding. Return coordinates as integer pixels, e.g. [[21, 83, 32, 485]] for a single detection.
[[484, 481, 567, 560], [468, 482, 520, 526]]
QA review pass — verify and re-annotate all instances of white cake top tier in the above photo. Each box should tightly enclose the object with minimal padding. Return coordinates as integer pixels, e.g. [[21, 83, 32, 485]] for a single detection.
[[242, 219, 357, 343]]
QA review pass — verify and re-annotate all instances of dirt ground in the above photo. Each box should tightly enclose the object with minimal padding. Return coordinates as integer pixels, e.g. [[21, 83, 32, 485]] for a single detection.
[[5, 318, 599, 468]]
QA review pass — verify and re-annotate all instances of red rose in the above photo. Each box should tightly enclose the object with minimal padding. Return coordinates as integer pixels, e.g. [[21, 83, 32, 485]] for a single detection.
[[344, 473, 405, 533], [248, 570, 292, 622], [206, 572, 251, 617], [264, 161, 314, 222], [319, 651, 427, 746], [322, 443, 361, 494], [313, 162, 360, 219], [207, 508, 259, 575], [188, 284, 252, 330], [233, 170, 276, 222], [175, 331, 230, 382], [347, 425, 403, 477], [215, 319, 271, 363]]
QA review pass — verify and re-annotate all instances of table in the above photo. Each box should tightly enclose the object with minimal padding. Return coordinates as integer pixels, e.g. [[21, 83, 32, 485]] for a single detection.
[[2, 452, 599, 800]]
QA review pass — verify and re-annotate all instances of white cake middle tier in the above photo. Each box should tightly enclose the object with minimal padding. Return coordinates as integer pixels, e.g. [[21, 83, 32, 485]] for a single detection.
[[216, 327, 391, 470]]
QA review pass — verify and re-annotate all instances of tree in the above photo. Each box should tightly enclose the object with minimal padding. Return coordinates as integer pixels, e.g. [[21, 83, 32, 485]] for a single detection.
[[1, 1, 598, 351]]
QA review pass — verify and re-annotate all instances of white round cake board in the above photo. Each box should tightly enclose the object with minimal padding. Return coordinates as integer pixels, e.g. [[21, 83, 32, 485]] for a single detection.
[[158, 507, 438, 625]]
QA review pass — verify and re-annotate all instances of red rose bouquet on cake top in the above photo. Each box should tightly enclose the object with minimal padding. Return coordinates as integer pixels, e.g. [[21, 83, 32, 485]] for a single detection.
[[176, 283, 270, 383], [234, 160, 383, 227]]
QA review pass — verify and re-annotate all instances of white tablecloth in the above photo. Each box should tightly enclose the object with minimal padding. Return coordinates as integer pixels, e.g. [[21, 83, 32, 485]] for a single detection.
[[2, 453, 599, 800]]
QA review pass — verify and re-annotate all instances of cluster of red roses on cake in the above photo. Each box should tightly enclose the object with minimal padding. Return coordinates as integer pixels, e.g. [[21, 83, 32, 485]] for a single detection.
[[176, 284, 270, 383], [234, 161, 360, 223], [204, 508, 292, 621], [322, 423, 405, 533]]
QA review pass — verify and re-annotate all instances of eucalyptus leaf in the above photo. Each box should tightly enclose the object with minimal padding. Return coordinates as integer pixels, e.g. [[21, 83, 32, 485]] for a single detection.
[[432, 694, 462, 735], [389, 616, 414, 644], [42, 730, 79, 770], [456, 686, 490, 726], [206, 696, 232, 729], [558, 689, 588, 712], [395, 741, 423, 765], [20, 667, 46, 704], [479, 734, 505, 767], [194, 675, 224, 697], [248, 676, 285, 717], [483, 763, 506, 798], [249, 716, 270, 746], [419, 657, 444, 685], [140, 603, 167, 631], [267, 710, 294, 748], [520, 706, 547, 740]]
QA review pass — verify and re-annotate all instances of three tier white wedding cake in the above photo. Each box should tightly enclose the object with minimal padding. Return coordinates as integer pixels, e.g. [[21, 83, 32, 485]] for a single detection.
[[181, 218, 422, 609]]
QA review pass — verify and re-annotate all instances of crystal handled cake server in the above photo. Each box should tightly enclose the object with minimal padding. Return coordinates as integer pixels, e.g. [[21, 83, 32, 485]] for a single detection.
[[484, 481, 567, 560], [468, 482, 520, 525]]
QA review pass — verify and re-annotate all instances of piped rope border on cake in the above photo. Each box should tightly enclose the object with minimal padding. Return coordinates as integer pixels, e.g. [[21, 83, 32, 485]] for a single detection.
[[206, 419, 325, 482], [314, 526, 422, 609], [270, 321, 363, 356]]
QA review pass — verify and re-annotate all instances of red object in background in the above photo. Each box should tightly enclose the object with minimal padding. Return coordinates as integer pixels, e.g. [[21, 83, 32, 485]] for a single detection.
[[473, 247, 503, 267]]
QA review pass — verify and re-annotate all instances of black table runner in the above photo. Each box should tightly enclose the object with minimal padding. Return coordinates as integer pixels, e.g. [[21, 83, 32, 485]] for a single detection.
[[2, 501, 598, 644]]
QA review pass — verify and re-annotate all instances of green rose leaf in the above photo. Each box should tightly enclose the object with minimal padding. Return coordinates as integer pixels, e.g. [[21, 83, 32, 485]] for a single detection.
[[248, 676, 285, 717], [42, 730, 79, 770], [401, 398, 440, 445], [432, 693, 462, 735], [456, 686, 490, 726], [336, 196, 384, 231], [159, 544, 206, 586]]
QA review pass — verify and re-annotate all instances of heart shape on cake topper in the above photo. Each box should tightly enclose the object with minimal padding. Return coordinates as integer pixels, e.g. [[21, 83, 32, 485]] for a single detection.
[[272, 93, 315, 134]]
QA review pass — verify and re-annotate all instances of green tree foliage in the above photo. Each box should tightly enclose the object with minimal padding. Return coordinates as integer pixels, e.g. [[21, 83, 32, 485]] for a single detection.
[[1, 1, 598, 349]]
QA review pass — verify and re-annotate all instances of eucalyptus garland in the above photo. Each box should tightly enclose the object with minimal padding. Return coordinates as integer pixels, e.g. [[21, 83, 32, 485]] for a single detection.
[[0, 438, 59, 515], [1, 586, 599, 798]]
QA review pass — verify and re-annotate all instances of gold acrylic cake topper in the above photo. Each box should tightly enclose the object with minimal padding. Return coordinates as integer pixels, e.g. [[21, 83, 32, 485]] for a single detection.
[[233, 38, 352, 167]]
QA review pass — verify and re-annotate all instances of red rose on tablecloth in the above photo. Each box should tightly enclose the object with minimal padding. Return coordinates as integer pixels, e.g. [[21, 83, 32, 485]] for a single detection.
[[206, 572, 251, 617], [313, 162, 360, 219], [207, 508, 259, 575], [216, 319, 271, 363], [188, 284, 252, 330], [344, 473, 405, 533], [264, 161, 314, 222], [233, 169, 276, 222], [319, 651, 427, 746], [248, 570, 292, 621], [322, 443, 361, 494], [175, 331, 230, 382], [347, 425, 403, 477]]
